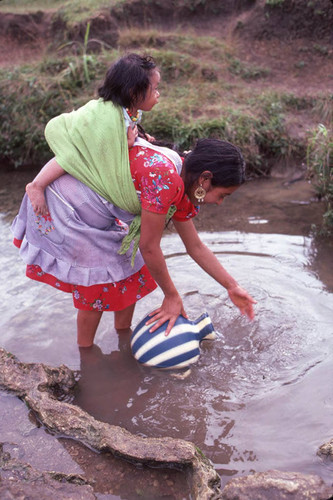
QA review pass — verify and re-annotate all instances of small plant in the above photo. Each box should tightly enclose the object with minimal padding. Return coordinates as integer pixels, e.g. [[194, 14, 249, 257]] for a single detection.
[[57, 22, 108, 85], [307, 124, 333, 235], [228, 58, 269, 80], [314, 95, 333, 125], [265, 0, 285, 6], [56, 23, 93, 83], [152, 49, 198, 82], [295, 60, 306, 69], [313, 44, 329, 56]]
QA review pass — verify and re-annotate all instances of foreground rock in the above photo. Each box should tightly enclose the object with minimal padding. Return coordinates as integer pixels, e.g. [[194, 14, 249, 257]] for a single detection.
[[318, 439, 333, 460], [1, 347, 332, 500], [221, 469, 333, 500], [0, 444, 95, 500], [0, 348, 220, 499]]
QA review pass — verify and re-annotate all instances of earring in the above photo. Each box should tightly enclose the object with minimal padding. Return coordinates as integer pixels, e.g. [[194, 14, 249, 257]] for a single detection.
[[194, 184, 206, 203]]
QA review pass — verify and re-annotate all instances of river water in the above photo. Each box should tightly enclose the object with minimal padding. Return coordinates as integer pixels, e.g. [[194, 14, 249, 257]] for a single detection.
[[1, 169, 332, 498]]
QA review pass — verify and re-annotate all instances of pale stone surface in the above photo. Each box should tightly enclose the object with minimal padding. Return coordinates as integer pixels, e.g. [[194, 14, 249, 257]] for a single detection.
[[220, 469, 333, 500]]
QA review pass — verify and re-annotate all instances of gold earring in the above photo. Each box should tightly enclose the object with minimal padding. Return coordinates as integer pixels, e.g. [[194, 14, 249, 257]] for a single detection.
[[194, 184, 206, 203]]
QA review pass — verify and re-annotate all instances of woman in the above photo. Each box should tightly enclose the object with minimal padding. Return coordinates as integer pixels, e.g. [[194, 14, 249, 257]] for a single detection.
[[12, 137, 256, 347]]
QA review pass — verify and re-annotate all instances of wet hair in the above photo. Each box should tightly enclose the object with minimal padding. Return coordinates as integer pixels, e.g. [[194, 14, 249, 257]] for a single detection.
[[183, 138, 246, 191], [98, 53, 157, 109]]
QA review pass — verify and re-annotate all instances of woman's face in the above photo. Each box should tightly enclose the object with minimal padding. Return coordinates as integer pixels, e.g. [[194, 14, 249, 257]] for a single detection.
[[187, 177, 239, 206], [202, 184, 239, 205], [135, 70, 160, 112]]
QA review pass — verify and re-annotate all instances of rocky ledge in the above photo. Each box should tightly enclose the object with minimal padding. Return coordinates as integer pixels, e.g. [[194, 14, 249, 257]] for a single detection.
[[0, 348, 332, 499]]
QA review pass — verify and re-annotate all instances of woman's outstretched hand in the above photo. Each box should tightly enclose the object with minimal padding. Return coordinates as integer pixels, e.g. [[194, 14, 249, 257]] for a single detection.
[[227, 285, 257, 320], [145, 294, 188, 336]]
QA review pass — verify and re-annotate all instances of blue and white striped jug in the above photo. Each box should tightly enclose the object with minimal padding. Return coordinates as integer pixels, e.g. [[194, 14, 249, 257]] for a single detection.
[[131, 312, 216, 369]]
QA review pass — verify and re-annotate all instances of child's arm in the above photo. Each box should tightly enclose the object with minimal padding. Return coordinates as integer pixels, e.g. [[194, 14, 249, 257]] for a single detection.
[[26, 158, 65, 215], [137, 124, 155, 143], [144, 132, 155, 142]]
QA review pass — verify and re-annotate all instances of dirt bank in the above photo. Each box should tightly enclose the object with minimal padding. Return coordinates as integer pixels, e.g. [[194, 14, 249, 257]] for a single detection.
[[0, 0, 332, 94]]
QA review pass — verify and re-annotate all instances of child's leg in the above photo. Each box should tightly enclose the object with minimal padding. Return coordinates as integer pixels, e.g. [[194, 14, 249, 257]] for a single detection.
[[114, 303, 136, 331], [77, 309, 103, 347], [26, 158, 65, 215]]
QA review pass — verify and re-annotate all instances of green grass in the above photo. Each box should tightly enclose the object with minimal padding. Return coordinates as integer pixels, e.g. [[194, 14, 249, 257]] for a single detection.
[[306, 124, 333, 234], [265, 0, 285, 5], [0, 0, 66, 11], [0, 49, 302, 175], [0, 0, 121, 25]]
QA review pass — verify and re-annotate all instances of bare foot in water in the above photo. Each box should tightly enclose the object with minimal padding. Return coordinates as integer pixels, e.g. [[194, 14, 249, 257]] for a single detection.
[[26, 182, 49, 215]]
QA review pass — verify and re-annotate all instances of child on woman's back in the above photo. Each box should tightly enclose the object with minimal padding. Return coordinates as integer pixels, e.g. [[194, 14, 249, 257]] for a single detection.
[[26, 53, 160, 215]]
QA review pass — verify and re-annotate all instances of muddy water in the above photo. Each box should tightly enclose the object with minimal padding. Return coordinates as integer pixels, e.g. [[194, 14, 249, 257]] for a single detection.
[[1, 170, 333, 497]]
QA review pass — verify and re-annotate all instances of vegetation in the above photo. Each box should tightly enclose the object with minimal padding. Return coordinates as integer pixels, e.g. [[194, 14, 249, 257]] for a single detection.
[[1, 30, 328, 172], [307, 124, 333, 235], [265, 0, 286, 6], [0, 0, 114, 20]]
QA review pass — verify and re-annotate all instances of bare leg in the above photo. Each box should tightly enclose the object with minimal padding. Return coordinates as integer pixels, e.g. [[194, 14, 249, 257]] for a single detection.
[[114, 303, 136, 331], [77, 309, 103, 347]]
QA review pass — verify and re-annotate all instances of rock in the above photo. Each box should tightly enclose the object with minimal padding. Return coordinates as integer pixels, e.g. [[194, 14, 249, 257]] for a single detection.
[[221, 469, 333, 500], [0, 348, 221, 500], [1, 348, 331, 500], [317, 438, 333, 459], [0, 444, 95, 500]]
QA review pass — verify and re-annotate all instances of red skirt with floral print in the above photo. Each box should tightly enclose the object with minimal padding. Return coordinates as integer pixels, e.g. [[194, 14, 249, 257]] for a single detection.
[[14, 238, 157, 312]]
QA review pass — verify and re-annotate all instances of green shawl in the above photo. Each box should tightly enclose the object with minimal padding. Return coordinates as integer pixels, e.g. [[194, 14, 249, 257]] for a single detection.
[[44, 98, 140, 214], [45, 98, 176, 266], [44, 99, 143, 264]]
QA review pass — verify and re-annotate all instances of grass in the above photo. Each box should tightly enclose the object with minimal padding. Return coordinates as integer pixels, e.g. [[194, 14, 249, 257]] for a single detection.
[[0, 0, 115, 16], [306, 124, 333, 234], [0, 47, 308, 175], [0, 30, 327, 173], [265, 0, 286, 5], [0, 0, 66, 12]]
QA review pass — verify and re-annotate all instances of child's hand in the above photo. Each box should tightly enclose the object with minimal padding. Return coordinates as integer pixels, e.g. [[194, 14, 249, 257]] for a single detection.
[[26, 182, 49, 216], [127, 124, 138, 148], [145, 133, 155, 143]]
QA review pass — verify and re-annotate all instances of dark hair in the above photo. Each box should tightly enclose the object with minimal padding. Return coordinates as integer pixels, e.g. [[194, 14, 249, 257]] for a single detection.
[[183, 138, 246, 191], [98, 53, 157, 108]]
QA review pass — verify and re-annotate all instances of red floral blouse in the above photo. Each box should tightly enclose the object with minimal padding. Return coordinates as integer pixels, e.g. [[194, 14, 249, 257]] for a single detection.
[[129, 143, 199, 221]]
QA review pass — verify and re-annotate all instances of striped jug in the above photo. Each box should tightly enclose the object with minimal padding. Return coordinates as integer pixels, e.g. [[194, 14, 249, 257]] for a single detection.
[[131, 312, 216, 369]]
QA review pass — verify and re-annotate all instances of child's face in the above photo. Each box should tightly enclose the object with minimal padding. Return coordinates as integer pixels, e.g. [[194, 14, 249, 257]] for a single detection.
[[136, 70, 160, 112]]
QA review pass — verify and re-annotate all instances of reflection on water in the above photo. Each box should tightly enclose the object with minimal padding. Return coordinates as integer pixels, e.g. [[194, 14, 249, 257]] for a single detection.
[[1, 215, 333, 495]]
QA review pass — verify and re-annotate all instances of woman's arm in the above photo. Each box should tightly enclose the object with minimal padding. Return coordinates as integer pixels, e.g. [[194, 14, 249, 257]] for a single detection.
[[139, 208, 187, 334], [26, 158, 65, 215], [173, 218, 256, 320]]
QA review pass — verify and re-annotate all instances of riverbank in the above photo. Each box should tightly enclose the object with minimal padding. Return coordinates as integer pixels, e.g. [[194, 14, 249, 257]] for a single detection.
[[1, 0, 332, 176]]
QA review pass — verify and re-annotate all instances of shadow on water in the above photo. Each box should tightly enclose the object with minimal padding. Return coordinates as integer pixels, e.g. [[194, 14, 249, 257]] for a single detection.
[[1, 172, 333, 496]]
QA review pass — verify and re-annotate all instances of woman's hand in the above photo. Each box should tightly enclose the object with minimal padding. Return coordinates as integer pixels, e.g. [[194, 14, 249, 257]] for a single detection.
[[145, 294, 188, 336], [227, 285, 257, 320]]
